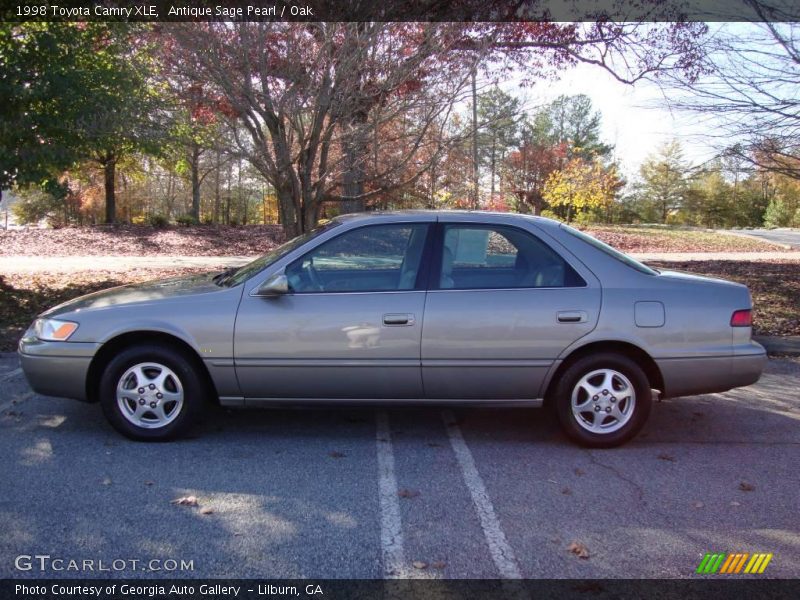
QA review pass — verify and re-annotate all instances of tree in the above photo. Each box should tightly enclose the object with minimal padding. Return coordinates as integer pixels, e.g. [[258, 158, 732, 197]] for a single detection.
[[662, 8, 800, 180], [543, 158, 622, 223], [477, 88, 521, 199], [637, 141, 691, 223], [0, 23, 166, 223], [539, 95, 612, 160]]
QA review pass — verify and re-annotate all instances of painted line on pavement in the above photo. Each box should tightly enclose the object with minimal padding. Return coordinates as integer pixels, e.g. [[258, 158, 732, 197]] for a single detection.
[[376, 411, 406, 578], [442, 410, 523, 579]]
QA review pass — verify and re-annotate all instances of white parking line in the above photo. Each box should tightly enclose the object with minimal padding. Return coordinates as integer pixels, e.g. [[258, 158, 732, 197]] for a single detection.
[[0, 368, 22, 384], [442, 410, 523, 579], [376, 411, 406, 578]]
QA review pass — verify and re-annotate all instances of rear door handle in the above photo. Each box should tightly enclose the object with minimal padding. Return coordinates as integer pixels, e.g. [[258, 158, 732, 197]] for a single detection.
[[383, 313, 415, 326], [557, 311, 587, 324]]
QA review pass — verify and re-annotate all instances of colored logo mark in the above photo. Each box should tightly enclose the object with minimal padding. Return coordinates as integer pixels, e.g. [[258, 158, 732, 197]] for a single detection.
[[696, 552, 773, 574]]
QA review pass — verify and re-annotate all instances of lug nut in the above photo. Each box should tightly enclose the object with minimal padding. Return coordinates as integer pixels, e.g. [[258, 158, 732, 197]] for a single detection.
[[611, 397, 616, 403], [139, 398, 145, 405], [149, 384, 156, 390], [606, 407, 612, 413], [149, 401, 157, 408], [602, 390, 608, 395], [594, 406, 601, 412], [138, 387, 145, 394], [593, 395, 599, 401], [156, 393, 163, 399]]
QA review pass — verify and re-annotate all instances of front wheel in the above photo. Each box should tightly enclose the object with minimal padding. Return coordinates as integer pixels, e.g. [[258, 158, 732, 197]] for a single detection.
[[554, 353, 652, 448], [99, 345, 206, 441]]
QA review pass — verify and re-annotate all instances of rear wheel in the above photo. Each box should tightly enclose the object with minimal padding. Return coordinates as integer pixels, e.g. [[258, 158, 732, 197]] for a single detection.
[[554, 353, 652, 448], [99, 345, 206, 441]]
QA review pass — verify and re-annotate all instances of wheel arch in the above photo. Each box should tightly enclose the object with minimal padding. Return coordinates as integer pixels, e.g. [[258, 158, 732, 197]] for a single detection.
[[86, 331, 219, 404], [543, 340, 664, 407]]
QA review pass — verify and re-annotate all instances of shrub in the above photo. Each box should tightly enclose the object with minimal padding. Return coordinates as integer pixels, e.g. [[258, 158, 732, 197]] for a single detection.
[[175, 215, 197, 226], [148, 214, 169, 228]]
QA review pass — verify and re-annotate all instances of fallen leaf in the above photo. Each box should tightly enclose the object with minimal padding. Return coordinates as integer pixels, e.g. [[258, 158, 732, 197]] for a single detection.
[[657, 453, 676, 462], [693, 501, 704, 509], [171, 495, 198, 506], [199, 507, 214, 515], [567, 541, 590, 559], [730, 501, 741, 507], [739, 482, 756, 492], [431, 561, 447, 569], [561, 487, 572, 496], [573, 468, 585, 476], [398, 489, 420, 499], [144, 480, 154, 486], [412, 561, 427, 570], [101, 477, 112, 486], [328, 451, 346, 459], [547, 479, 558, 484]]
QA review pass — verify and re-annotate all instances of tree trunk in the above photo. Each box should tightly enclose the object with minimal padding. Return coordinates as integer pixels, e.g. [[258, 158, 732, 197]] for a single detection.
[[471, 68, 479, 209], [104, 156, 117, 224], [190, 142, 201, 221], [341, 126, 366, 214], [213, 148, 221, 224]]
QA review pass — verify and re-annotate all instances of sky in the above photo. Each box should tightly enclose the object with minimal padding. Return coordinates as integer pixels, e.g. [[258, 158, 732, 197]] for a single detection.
[[496, 23, 758, 182]]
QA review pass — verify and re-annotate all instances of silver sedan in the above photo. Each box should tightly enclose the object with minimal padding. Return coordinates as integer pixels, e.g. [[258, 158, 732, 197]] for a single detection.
[[18, 212, 766, 447]]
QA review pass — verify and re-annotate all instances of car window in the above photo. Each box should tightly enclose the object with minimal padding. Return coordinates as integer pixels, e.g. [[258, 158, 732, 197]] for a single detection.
[[286, 223, 430, 293], [438, 224, 585, 289], [560, 223, 659, 276]]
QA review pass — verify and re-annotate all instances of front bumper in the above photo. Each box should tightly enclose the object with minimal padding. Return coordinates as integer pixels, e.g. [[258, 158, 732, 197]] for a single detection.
[[18, 336, 100, 402]]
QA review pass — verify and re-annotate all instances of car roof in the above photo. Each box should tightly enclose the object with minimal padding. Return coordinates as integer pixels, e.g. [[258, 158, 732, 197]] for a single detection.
[[331, 210, 560, 228]]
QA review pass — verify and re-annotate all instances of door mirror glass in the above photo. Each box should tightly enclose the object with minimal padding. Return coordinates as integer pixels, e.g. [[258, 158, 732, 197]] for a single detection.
[[255, 272, 289, 296]]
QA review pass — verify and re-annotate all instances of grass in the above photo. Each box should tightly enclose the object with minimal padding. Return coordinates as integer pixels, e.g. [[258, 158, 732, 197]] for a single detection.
[[584, 226, 785, 253], [2, 260, 797, 352]]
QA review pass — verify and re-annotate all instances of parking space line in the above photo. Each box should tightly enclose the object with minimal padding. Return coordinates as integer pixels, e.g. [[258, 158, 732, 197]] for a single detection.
[[442, 410, 523, 579], [0, 368, 22, 384], [376, 411, 406, 578]]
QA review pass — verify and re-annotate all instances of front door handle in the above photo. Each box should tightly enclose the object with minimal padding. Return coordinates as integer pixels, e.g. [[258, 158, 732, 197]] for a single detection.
[[557, 311, 588, 324], [383, 313, 415, 326]]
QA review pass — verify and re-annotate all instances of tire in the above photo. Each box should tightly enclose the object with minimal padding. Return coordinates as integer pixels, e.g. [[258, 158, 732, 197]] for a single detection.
[[554, 353, 652, 448], [99, 344, 207, 441]]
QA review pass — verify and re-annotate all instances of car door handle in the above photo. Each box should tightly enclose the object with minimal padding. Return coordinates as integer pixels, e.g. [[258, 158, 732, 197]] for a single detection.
[[383, 313, 415, 326], [557, 311, 587, 324]]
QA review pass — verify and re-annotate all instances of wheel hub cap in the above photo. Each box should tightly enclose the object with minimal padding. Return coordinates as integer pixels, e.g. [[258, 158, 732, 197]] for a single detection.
[[116, 362, 184, 430], [571, 368, 636, 434]]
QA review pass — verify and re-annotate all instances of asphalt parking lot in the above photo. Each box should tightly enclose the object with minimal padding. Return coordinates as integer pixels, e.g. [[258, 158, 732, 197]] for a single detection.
[[1, 354, 798, 580]]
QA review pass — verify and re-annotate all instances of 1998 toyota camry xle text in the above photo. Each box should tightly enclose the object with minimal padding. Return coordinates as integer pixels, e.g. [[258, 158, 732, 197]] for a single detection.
[[19, 212, 767, 447]]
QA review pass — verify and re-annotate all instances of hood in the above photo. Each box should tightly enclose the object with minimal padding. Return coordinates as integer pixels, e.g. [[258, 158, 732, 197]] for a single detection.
[[42, 272, 226, 317]]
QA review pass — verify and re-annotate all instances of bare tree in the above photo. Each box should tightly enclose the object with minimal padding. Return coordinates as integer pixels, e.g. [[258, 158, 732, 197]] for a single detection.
[[661, 3, 800, 179]]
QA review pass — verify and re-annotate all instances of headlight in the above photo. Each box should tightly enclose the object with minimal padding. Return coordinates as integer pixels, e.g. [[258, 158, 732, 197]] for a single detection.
[[33, 318, 79, 341]]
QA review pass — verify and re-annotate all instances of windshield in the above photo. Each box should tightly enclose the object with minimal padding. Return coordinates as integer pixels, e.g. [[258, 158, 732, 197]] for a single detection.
[[560, 224, 659, 276], [218, 221, 342, 287]]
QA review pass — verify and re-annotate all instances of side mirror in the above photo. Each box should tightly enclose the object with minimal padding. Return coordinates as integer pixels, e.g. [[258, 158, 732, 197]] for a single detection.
[[254, 272, 289, 297]]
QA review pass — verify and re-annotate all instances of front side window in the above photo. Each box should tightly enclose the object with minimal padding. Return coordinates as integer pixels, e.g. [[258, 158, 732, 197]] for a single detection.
[[437, 224, 585, 290], [286, 223, 430, 293]]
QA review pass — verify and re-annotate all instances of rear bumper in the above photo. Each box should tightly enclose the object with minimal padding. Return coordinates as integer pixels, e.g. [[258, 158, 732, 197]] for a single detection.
[[18, 336, 99, 402], [657, 342, 767, 399]]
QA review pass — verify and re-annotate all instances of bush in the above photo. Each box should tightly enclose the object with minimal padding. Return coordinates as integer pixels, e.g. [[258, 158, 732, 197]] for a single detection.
[[11, 187, 63, 227], [540, 209, 562, 222], [148, 214, 169, 228], [200, 215, 214, 225], [175, 215, 197, 226], [763, 198, 793, 228]]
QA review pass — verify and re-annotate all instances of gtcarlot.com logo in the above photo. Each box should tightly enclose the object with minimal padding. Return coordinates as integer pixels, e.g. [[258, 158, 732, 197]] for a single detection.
[[696, 552, 773, 574]]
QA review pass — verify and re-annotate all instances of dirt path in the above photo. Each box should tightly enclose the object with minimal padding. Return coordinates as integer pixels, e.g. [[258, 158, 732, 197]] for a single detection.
[[2, 252, 799, 274]]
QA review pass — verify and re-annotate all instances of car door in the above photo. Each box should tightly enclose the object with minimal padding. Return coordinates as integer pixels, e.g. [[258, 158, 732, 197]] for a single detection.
[[234, 221, 433, 400], [421, 220, 601, 399]]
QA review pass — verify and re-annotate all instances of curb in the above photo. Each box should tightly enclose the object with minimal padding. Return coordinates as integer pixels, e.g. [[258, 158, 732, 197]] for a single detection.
[[754, 336, 800, 357]]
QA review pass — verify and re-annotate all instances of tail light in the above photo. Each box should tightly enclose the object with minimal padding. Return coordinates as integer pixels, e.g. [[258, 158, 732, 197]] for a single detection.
[[730, 309, 752, 327]]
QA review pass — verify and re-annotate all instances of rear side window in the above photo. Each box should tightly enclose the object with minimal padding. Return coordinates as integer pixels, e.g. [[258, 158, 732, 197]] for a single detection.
[[560, 224, 658, 276], [437, 224, 585, 290]]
